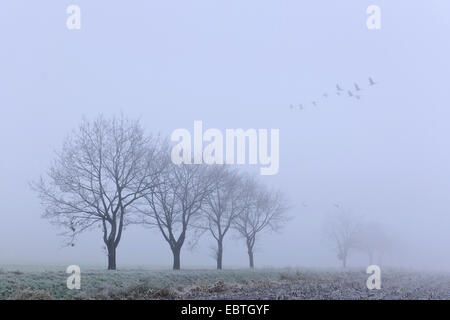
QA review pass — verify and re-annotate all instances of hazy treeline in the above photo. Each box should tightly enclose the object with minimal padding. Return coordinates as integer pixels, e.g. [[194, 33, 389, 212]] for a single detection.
[[32, 115, 289, 270], [323, 208, 395, 268]]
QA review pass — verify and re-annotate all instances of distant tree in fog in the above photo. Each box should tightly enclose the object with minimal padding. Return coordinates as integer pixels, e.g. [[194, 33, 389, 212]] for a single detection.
[[324, 208, 364, 268], [139, 162, 215, 270], [32, 115, 165, 270], [233, 176, 289, 268], [357, 221, 392, 265], [200, 166, 245, 270]]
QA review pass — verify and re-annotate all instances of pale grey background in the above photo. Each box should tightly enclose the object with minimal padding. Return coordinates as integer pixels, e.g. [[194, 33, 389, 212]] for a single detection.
[[0, 1, 449, 270]]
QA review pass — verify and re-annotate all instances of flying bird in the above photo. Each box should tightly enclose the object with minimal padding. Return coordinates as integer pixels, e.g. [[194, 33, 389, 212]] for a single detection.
[[312, 101, 317, 107], [347, 90, 354, 97], [323, 93, 328, 98], [290, 104, 294, 109], [336, 84, 343, 91], [369, 77, 377, 86], [355, 95, 361, 100], [354, 83, 361, 91], [298, 104, 304, 110]]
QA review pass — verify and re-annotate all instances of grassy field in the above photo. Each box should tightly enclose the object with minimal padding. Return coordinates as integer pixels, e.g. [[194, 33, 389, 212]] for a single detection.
[[0, 266, 449, 300], [0, 266, 289, 299]]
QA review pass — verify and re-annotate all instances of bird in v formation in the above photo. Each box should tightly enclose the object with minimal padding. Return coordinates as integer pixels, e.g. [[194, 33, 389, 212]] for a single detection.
[[290, 77, 378, 111]]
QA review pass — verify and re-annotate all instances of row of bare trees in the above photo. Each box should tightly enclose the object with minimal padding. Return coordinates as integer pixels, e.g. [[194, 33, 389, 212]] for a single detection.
[[32, 115, 289, 270]]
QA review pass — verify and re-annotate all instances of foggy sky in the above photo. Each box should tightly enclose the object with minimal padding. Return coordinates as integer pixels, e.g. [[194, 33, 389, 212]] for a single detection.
[[1, 1, 450, 270]]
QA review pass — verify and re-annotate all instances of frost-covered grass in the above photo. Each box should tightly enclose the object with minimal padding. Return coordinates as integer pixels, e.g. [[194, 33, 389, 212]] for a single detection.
[[0, 265, 291, 300], [1, 266, 449, 300]]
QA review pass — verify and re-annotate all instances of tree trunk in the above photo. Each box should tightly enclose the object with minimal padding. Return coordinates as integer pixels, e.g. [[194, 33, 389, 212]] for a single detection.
[[246, 238, 255, 269], [216, 239, 223, 270], [107, 244, 117, 270], [172, 246, 181, 270], [248, 250, 254, 268], [342, 254, 347, 268]]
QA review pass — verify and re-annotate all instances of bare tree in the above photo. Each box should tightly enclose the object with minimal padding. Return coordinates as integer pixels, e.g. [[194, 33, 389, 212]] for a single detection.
[[233, 176, 289, 268], [140, 162, 215, 270], [201, 166, 244, 269], [32, 115, 165, 270], [324, 208, 364, 268], [357, 221, 392, 265]]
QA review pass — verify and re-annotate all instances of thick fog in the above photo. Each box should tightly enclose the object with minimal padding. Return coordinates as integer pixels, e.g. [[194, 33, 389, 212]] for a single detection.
[[0, 1, 449, 271]]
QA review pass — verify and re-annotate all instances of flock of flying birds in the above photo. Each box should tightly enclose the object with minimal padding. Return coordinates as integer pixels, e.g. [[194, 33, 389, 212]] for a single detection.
[[290, 77, 378, 111]]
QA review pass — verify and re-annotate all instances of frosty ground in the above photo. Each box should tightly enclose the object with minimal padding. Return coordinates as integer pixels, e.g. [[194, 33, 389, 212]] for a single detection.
[[0, 266, 449, 300]]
